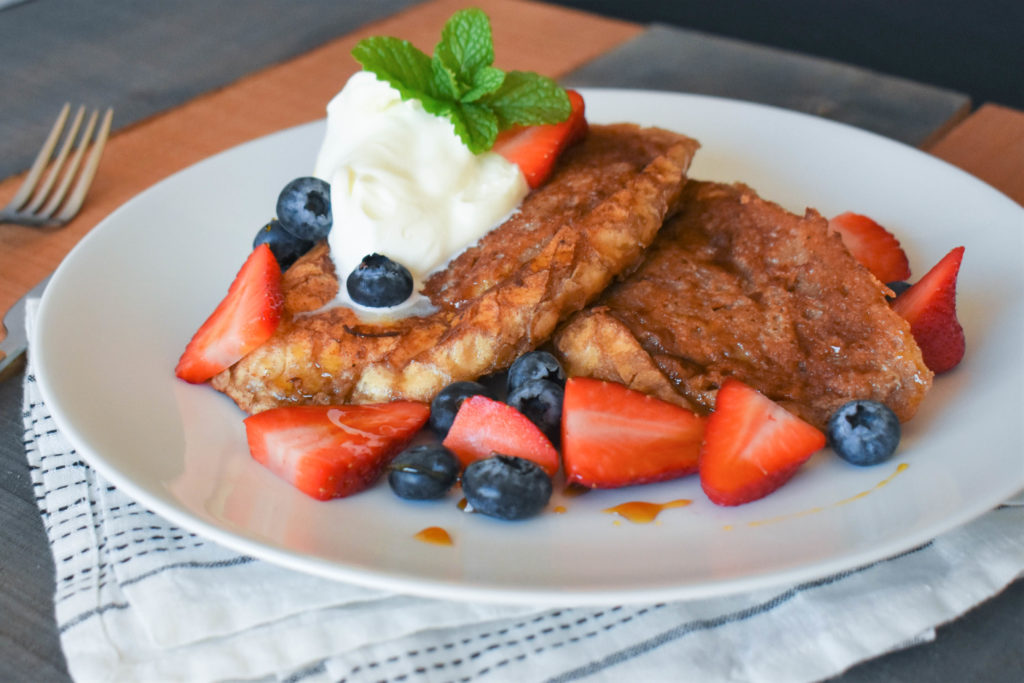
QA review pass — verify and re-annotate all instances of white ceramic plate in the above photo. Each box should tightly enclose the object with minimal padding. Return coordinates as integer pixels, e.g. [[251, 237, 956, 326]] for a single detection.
[[34, 89, 1024, 606]]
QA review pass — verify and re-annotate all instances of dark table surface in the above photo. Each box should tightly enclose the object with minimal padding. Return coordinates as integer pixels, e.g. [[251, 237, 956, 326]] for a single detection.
[[553, 0, 1024, 112], [2, 1, 1022, 681]]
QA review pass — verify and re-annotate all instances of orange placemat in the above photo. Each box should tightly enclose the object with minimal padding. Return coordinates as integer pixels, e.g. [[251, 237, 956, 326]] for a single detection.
[[0, 0, 640, 318], [926, 104, 1024, 207]]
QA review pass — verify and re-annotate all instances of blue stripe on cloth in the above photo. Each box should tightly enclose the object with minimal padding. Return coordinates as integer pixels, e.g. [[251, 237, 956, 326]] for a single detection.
[[280, 660, 328, 683], [58, 556, 256, 634], [545, 542, 934, 683], [58, 601, 131, 634]]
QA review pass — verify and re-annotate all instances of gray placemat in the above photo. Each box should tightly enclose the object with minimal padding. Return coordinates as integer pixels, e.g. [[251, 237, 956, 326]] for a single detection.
[[0, 0, 419, 180], [561, 24, 971, 147]]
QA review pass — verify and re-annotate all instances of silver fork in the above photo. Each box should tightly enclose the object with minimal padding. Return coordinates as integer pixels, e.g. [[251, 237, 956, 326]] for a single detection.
[[0, 103, 113, 227]]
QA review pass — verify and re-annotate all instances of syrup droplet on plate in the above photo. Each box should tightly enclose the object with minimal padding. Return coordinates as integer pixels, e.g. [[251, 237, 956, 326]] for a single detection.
[[414, 526, 453, 546], [738, 462, 910, 529], [603, 499, 691, 524]]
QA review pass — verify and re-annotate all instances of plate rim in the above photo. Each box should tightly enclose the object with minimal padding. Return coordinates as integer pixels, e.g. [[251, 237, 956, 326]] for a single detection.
[[32, 87, 1024, 606]]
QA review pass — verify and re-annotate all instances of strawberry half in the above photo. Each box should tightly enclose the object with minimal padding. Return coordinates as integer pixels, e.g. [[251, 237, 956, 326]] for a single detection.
[[175, 244, 283, 383], [442, 395, 560, 476], [561, 378, 705, 488], [891, 246, 966, 374], [699, 379, 825, 506], [493, 89, 587, 189], [828, 212, 911, 283], [244, 402, 430, 500]]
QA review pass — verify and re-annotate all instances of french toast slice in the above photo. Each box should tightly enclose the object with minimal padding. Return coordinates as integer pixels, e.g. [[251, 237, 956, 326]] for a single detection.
[[554, 180, 933, 429], [212, 124, 700, 413]]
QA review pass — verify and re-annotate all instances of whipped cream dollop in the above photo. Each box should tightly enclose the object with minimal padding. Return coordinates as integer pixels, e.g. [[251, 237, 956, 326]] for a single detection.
[[313, 71, 529, 297]]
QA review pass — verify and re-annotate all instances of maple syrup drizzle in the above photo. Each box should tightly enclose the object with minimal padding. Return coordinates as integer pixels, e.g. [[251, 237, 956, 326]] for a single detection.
[[434, 463, 908, 531], [739, 463, 910, 529], [414, 526, 453, 546], [603, 499, 692, 524], [745, 507, 826, 528], [836, 462, 908, 505]]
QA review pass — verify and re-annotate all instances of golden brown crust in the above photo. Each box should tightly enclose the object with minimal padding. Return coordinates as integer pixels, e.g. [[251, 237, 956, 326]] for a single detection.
[[211, 125, 700, 413], [554, 180, 933, 429]]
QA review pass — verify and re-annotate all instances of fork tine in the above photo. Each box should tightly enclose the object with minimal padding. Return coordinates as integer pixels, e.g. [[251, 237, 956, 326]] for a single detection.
[[38, 108, 98, 219], [24, 105, 88, 214], [4, 103, 71, 211], [54, 107, 113, 223]]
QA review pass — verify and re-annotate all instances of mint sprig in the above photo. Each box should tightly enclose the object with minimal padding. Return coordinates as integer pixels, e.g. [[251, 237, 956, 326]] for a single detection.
[[351, 8, 571, 154]]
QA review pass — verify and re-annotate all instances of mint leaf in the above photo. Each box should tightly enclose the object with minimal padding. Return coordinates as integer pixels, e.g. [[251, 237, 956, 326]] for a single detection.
[[352, 37, 433, 92], [352, 36, 446, 109], [435, 8, 494, 85], [416, 92, 456, 123], [352, 9, 573, 154], [462, 66, 505, 102], [431, 57, 462, 100], [485, 71, 570, 127], [449, 102, 499, 154]]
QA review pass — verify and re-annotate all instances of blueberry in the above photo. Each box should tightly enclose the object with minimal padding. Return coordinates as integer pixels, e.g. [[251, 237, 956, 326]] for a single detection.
[[507, 351, 566, 394], [462, 455, 552, 520], [388, 444, 460, 500], [253, 218, 315, 270], [886, 281, 912, 301], [276, 177, 332, 242], [346, 254, 414, 307], [826, 400, 901, 466], [507, 379, 563, 440], [430, 381, 496, 436]]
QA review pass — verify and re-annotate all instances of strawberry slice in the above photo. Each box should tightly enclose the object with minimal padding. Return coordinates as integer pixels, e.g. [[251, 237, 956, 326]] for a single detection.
[[891, 246, 966, 374], [828, 212, 911, 283], [493, 89, 587, 189], [561, 378, 706, 488], [244, 402, 430, 500], [699, 379, 825, 506], [442, 395, 559, 476], [176, 244, 283, 383]]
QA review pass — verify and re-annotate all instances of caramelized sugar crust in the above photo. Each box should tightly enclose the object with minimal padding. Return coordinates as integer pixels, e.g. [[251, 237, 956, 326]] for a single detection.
[[212, 125, 700, 413], [554, 181, 933, 429]]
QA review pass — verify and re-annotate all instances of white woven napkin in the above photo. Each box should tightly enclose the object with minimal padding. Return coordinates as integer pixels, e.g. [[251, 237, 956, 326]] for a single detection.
[[23, 300, 1024, 682]]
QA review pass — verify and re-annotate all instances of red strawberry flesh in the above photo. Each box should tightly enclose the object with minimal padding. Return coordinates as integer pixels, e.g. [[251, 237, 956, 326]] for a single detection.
[[442, 395, 560, 476], [891, 246, 966, 373], [828, 212, 911, 283], [176, 243, 283, 383], [244, 402, 429, 500], [699, 379, 825, 506], [562, 377, 705, 488], [493, 89, 587, 189]]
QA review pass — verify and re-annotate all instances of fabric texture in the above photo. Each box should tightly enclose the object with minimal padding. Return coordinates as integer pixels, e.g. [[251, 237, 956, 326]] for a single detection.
[[22, 300, 1024, 682]]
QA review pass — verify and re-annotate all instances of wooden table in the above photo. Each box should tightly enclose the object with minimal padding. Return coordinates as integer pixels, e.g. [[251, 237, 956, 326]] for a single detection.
[[2, 1, 1022, 680]]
